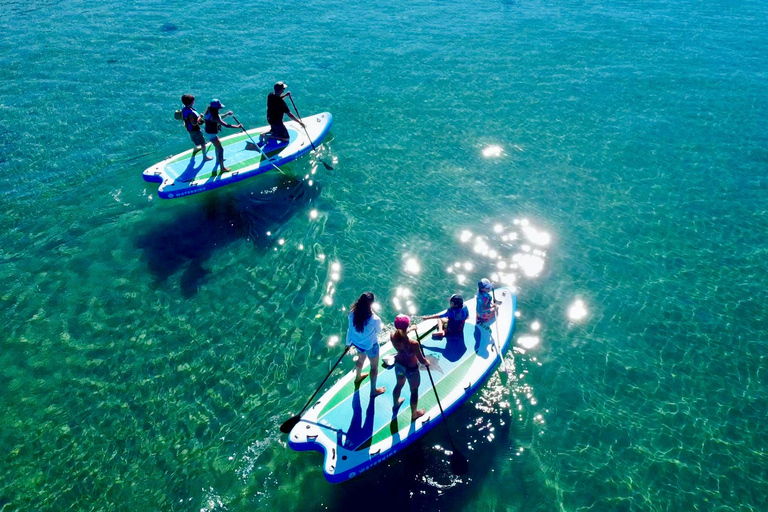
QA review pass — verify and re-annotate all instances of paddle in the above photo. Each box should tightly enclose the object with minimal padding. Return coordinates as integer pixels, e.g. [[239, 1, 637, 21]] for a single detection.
[[490, 288, 508, 375], [414, 325, 469, 476], [231, 114, 286, 176], [280, 345, 351, 434], [286, 93, 334, 171]]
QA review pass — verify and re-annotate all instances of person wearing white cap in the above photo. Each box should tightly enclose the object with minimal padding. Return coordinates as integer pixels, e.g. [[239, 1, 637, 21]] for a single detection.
[[261, 81, 304, 144], [476, 278, 499, 323]]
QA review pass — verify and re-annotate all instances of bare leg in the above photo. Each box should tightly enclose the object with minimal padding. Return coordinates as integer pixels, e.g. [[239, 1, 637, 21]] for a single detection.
[[192, 141, 212, 160], [392, 375, 406, 410], [201, 142, 212, 160], [433, 318, 447, 339], [354, 353, 369, 383], [409, 371, 424, 421], [212, 138, 229, 172], [369, 355, 385, 396]]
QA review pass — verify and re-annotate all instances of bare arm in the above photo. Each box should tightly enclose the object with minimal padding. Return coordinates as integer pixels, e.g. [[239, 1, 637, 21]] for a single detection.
[[410, 340, 429, 365], [218, 112, 240, 129], [286, 111, 305, 127]]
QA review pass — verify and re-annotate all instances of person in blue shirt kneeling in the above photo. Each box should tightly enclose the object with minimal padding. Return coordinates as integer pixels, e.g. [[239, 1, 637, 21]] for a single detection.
[[422, 294, 470, 340]]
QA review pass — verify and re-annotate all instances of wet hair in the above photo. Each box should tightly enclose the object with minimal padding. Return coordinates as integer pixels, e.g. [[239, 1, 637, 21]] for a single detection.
[[391, 329, 409, 351], [181, 94, 195, 107], [351, 292, 375, 332]]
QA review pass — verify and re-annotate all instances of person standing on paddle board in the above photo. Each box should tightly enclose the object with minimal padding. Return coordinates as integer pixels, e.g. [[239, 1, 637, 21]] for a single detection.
[[346, 292, 386, 397], [476, 279, 500, 324], [261, 81, 304, 144], [422, 294, 470, 340], [180, 94, 212, 161], [203, 99, 242, 174], [390, 315, 429, 421]]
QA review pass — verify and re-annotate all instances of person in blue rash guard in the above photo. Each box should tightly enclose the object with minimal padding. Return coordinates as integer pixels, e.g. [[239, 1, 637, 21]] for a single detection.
[[422, 294, 470, 340]]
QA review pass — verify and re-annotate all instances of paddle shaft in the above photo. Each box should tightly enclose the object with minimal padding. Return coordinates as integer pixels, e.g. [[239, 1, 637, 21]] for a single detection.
[[490, 289, 508, 374], [414, 327, 461, 452], [286, 94, 318, 151], [296, 345, 350, 418], [231, 115, 285, 175], [231, 115, 259, 146]]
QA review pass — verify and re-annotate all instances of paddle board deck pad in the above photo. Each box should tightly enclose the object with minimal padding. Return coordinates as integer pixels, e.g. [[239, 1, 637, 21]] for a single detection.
[[142, 113, 332, 199], [288, 287, 516, 483]]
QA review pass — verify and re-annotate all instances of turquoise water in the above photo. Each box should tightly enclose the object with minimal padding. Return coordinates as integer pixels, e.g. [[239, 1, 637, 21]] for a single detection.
[[2, 0, 767, 509]]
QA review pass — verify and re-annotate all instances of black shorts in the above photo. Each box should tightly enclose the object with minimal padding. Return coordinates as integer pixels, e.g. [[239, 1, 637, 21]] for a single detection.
[[269, 122, 289, 140]]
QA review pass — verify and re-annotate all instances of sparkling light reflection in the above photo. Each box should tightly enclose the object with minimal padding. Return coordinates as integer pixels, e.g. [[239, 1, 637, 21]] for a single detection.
[[482, 145, 503, 158], [517, 336, 540, 349], [512, 253, 545, 277], [404, 257, 421, 275], [568, 299, 588, 321]]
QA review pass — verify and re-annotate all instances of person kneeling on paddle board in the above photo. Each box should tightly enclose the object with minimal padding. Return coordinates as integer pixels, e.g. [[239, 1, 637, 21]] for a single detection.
[[204, 99, 242, 174], [476, 278, 500, 324], [260, 81, 304, 144], [346, 292, 386, 397], [179, 94, 212, 161], [391, 315, 430, 421], [421, 294, 470, 340]]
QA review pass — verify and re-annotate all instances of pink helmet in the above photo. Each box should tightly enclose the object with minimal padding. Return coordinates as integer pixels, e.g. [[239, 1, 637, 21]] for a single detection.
[[394, 314, 411, 330]]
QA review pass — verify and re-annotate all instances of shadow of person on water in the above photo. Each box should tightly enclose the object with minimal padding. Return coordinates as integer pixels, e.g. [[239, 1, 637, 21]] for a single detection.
[[135, 173, 320, 297], [345, 388, 378, 451]]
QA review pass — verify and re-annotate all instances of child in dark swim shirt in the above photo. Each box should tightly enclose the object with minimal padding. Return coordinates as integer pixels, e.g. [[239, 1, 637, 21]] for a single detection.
[[422, 294, 469, 340]]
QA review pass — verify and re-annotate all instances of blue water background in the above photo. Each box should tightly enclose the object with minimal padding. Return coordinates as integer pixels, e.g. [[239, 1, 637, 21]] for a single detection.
[[1, 0, 767, 510]]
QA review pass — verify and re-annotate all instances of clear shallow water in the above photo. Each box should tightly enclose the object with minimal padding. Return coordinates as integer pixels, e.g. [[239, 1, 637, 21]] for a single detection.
[[1, 0, 767, 510]]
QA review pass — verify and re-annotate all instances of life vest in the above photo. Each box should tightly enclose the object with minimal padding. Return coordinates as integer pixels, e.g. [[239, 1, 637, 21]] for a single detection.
[[182, 107, 200, 132], [204, 112, 221, 135]]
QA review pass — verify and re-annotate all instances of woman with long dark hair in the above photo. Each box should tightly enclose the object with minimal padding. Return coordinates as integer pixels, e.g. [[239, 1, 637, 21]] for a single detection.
[[345, 292, 385, 396]]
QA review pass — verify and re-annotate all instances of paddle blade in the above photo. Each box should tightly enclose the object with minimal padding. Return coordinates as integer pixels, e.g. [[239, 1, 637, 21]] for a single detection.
[[280, 415, 301, 434], [245, 141, 259, 151], [321, 159, 334, 171], [450, 450, 469, 476], [499, 370, 509, 387]]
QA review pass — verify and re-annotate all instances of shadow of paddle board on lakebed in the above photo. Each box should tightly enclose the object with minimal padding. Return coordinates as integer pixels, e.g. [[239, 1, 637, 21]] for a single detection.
[[134, 173, 320, 296]]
